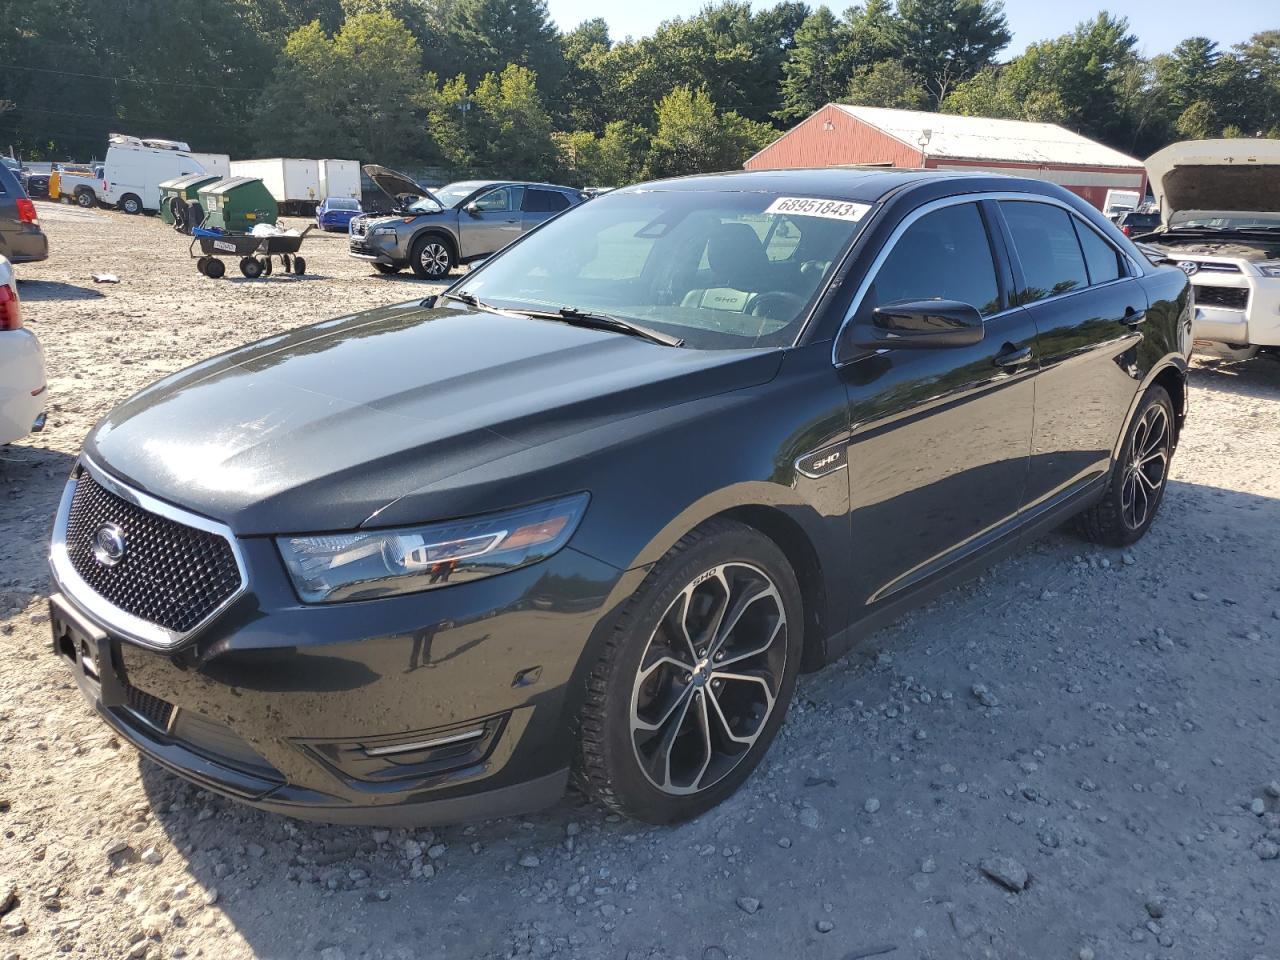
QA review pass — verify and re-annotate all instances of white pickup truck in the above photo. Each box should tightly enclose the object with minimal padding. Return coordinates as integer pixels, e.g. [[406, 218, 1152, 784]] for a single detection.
[[54, 165, 106, 208], [1143, 138, 1280, 361]]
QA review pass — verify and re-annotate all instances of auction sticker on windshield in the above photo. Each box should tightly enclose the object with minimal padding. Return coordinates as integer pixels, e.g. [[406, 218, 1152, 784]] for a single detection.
[[764, 197, 871, 222]]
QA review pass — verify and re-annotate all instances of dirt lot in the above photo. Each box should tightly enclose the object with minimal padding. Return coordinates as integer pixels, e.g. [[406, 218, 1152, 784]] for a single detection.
[[1, 202, 1279, 960]]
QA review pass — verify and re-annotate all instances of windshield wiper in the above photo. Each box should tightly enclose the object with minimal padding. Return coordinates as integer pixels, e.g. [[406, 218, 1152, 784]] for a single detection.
[[519, 307, 684, 347]]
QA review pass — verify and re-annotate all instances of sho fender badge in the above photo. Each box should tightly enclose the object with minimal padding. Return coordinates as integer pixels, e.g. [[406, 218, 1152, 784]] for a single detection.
[[795, 443, 848, 479]]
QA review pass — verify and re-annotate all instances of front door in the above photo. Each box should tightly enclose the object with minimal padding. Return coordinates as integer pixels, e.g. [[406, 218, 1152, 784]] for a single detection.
[[458, 185, 525, 259], [839, 200, 1038, 606]]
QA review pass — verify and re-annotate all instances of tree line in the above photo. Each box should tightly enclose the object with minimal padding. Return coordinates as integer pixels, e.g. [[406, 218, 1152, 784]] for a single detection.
[[2, 0, 1278, 187]]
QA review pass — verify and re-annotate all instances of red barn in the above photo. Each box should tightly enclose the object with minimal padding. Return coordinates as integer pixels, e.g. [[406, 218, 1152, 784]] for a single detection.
[[745, 104, 1147, 211]]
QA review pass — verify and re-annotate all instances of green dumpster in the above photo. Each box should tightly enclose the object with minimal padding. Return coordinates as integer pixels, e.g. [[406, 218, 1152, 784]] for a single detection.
[[159, 173, 222, 231], [197, 177, 279, 232]]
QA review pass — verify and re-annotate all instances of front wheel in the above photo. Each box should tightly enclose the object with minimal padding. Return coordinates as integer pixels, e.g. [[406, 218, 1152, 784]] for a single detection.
[[373, 263, 403, 275], [239, 256, 263, 279], [1075, 385, 1175, 546], [409, 235, 454, 280], [576, 520, 802, 823]]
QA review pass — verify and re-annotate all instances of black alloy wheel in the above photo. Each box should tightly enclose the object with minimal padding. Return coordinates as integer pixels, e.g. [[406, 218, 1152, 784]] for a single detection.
[[578, 520, 802, 823]]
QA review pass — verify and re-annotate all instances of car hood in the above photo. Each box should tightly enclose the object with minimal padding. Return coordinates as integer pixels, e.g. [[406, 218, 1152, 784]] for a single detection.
[[362, 164, 437, 206], [1145, 138, 1280, 218], [84, 302, 783, 535]]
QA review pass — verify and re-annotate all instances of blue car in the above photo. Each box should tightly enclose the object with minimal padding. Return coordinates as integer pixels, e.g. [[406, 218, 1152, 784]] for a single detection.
[[315, 197, 362, 232]]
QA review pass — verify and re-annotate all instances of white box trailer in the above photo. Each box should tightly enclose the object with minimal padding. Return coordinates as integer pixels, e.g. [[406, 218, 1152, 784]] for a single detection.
[[190, 152, 231, 179], [318, 159, 360, 201], [229, 158, 320, 213]]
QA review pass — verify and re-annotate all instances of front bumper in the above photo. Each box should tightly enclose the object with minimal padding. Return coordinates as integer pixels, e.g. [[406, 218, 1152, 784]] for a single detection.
[[349, 232, 405, 267], [48, 465, 623, 825], [1190, 273, 1280, 348]]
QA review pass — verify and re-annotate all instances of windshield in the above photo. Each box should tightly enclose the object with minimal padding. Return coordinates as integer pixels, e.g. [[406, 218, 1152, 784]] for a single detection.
[[1170, 210, 1280, 231], [327, 198, 359, 210], [435, 181, 491, 208], [458, 189, 872, 349]]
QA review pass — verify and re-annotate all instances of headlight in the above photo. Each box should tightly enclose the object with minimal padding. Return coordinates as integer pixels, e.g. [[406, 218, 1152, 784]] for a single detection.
[[277, 493, 589, 603], [370, 226, 398, 237], [1257, 263, 1280, 278]]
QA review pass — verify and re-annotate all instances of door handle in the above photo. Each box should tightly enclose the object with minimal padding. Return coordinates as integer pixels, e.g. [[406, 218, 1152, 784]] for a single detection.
[[993, 344, 1033, 368], [1122, 306, 1146, 326]]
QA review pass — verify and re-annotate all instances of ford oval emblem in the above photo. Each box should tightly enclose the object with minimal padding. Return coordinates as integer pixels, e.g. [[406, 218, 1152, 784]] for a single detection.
[[1177, 260, 1199, 277], [92, 523, 127, 567]]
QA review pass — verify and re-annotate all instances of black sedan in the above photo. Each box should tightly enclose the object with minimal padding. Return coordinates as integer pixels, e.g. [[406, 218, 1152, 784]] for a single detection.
[[48, 169, 1192, 825]]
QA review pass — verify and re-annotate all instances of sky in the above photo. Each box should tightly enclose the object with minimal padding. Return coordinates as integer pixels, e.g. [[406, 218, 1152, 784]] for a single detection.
[[543, 0, 1273, 57]]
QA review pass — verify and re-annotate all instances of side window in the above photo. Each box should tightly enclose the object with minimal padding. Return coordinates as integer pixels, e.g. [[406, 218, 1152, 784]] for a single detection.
[[862, 202, 1002, 318], [474, 186, 521, 212], [1000, 201, 1089, 304], [1073, 218, 1123, 285], [544, 190, 570, 212], [523, 188, 572, 213]]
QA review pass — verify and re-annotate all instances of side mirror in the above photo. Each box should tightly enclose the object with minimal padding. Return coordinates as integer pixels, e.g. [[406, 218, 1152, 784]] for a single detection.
[[464, 202, 480, 217], [848, 299, 985, 352]]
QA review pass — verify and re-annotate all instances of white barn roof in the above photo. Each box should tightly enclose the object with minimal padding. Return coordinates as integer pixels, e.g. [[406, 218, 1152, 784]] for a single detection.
[[834, 105, 1143, 170]]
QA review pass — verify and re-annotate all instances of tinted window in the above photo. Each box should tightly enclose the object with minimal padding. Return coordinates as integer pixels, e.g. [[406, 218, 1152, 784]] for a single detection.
[[523, 188, 571, 213], [862, 203, 1002, 318], [1073, 219, 1122, 284], [1000, 201, 1089, 304]]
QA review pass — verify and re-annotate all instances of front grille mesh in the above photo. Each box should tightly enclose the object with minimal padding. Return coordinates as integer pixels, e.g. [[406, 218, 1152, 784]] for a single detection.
[[124, 682, 175, 731], [1195, 285, 1249, 311], [65, 472, 241, 634]]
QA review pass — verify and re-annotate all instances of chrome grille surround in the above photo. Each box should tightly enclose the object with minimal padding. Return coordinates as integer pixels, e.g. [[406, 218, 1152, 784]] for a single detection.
[[49, 458, 248, 650]]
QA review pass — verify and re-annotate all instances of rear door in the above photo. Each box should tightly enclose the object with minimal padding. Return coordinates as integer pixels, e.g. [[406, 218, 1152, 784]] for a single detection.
[[457, 185, 525, 259], [994, 199, 1147, 509], [840, 198, 1039, 606], [521, 187, 572, 232]]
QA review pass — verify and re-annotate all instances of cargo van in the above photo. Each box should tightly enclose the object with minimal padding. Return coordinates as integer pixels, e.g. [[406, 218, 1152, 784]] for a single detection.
[[101, 135, 207, 214]]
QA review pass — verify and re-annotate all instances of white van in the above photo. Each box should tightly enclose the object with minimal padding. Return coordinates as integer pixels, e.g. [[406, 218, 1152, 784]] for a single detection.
[[101, 135, 206, 214]]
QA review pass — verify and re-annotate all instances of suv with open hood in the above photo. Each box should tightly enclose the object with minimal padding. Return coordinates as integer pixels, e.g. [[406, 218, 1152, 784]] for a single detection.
[[348, 165, 584, 280], [1142, 138, 1280, 361]]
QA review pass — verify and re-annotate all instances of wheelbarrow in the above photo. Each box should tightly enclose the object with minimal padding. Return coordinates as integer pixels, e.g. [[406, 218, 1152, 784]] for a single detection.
[[190, 226, 312, 279]]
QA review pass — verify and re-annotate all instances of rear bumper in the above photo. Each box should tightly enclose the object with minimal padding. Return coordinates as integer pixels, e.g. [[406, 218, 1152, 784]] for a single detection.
[[2, 227, 49, 263], [0, 327, 47, 444]]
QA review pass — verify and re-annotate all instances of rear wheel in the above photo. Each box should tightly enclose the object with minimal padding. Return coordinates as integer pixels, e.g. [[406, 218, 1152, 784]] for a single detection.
[[292, 256, 306, 275], [204, 258, 226, 279], [409, 235, 454, 280], [1075, 385, 1175, 546], [76, 189, 96, 208], [196, 256, 210, 276], [239, 256, 263, 279], [119, 194, 142, 215], [577, 520, 802, 823], [260, 256, 272, 276]]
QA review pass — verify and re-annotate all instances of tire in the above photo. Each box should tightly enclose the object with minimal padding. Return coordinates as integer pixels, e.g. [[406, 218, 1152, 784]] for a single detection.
[[409, 234, 454, 280], [292, 256, 306, 276], [576, 519, 803, 823], [239, 256, 263, 279], [120, 194, 142, 215], [1075, 384, 1175, 547], [196, 256, 209, 276], [260, 256, 272, 277], [204, 258, 226, 279], [76, 190, 96, 208], [373, 263, 402, 275]]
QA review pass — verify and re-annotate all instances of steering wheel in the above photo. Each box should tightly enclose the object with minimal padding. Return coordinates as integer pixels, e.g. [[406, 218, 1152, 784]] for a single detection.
[[748, 291, 807, 318]]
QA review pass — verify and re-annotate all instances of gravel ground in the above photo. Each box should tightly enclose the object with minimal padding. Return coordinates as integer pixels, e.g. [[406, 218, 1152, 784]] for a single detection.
[[2, 202, 1279, 960]]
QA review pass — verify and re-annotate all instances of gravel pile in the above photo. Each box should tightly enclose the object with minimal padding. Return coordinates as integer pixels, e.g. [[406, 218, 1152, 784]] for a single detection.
[[2, 203, 1279, 959]]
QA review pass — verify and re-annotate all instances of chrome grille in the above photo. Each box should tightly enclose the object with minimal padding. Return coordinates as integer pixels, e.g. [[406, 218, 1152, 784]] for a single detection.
[[64, 472, 242, 635]]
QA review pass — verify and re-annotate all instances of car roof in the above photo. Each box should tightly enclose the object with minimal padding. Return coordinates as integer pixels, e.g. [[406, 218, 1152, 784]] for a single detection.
[[618, 167, 1033, 204], [444, 180, 580, 193]]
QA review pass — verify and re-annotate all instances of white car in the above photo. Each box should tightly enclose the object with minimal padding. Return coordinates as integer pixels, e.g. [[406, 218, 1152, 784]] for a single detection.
[[0, 255, 48, 445], [1145, 138, 1280, 361]]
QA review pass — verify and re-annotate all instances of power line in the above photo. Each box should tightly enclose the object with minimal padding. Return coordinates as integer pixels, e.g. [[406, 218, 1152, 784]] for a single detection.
[[0, 62, 259, 92]]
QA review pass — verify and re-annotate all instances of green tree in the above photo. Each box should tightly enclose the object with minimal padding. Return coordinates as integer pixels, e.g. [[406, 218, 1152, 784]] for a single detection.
[[843, 61, 929, 109], [256, 12, 428, 163], [427, 64, 558, 179], [1175, 99, 1216, 139], [644, 86, 772, 179], [892, 0, 1011, 104], [556, 120, 647, 186], [429, 0, 567, 100], [561, 18, 613, 132], [778, 7, 850, 121]]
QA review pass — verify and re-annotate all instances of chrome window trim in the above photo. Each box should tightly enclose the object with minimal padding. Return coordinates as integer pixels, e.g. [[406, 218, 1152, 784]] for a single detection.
[[48, 456, 248, 651], [832, 191, 1145, 366]]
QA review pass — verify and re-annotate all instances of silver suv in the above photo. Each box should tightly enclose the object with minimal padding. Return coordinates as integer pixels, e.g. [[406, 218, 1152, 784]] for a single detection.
[[349, 166, 584, 279]]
